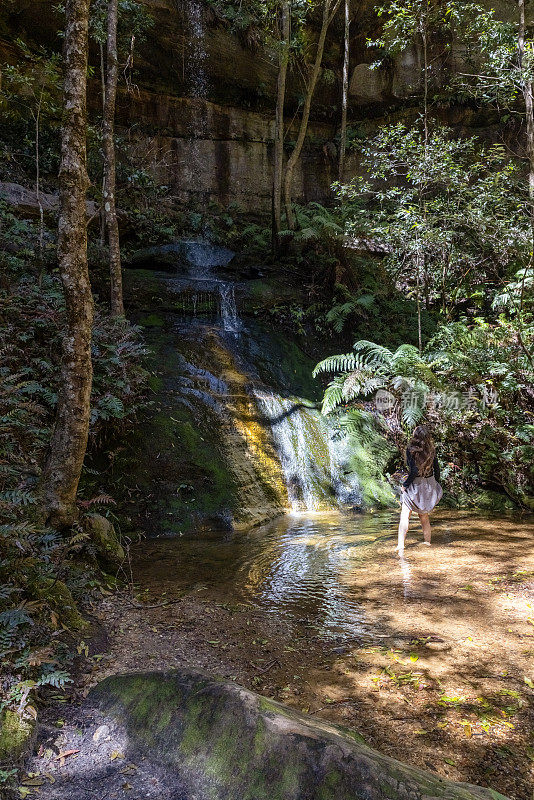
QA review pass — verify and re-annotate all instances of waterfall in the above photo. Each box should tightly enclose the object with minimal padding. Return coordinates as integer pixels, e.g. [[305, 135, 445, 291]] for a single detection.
[[182, 239, 241, 334], [182, 4, 240, 334], [184, 0, 208, 100], [184, 0, 210, 199], [219, 283, 240, 334], [253, 391, 362, 513]]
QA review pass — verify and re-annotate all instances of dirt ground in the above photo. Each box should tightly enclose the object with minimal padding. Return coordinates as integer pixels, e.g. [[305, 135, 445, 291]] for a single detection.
[[24, 513, 534, 800]]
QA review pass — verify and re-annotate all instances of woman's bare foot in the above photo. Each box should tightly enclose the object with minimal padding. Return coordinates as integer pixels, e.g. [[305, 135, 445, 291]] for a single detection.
[[423, 541, 431, 546]]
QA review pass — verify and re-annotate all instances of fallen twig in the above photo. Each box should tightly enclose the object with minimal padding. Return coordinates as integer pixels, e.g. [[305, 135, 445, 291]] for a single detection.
[[250, 658, 281, 674]]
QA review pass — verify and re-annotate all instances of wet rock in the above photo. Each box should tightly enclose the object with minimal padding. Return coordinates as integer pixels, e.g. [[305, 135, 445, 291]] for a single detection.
[[127, 240, 235, 272], [85, 513, 125, 569], [33, 669, 509, 800]]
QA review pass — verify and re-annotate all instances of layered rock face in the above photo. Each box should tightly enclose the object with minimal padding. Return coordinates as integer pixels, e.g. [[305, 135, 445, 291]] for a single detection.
[[115, 90, 336, 213], [2, 1, 523, 213], [0, 0, 429, 213]]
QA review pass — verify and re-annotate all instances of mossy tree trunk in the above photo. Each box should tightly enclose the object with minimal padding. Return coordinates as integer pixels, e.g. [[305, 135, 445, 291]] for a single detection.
[[338, 0, 350, 181], [283, 0, 341, 231], [41, 0, 93, 528], [272, 0, 290, 253], [103, 0, 124, 316]]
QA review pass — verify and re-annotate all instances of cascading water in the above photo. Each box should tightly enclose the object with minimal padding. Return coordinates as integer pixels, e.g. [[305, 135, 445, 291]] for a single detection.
[[183, 0, 211, 202], [184, 0, 208, 100], [219, 283, 240, 334], [161, 2, 359, 513], [253, 391, 362, 513], [166, 239, 241, 335]]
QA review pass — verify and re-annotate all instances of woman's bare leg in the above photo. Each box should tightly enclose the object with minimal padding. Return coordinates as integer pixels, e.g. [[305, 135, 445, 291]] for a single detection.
[[418, 513, 432, 545], [397, 505, 411, 551]]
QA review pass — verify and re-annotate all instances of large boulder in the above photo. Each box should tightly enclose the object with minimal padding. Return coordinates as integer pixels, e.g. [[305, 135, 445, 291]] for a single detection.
[[127, 240, 235, 272], [31, 669, 508, 800], [0, 181, 97, 219]]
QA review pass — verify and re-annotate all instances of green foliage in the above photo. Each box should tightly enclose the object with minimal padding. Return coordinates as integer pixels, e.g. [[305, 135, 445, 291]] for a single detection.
[[337, 123, 530, 320], [455, 8, 533, 107], [206, 0, 310, 49], [0, 40, 62, 188], [315, 320, 534, 508], [115, 161, 182, 249], [371, 1, 483, 56], [325, 285, 376, 333], [89, 0, 154, 51], [279, 202, 344, 245], [315, 338, 436, 424], [0, 205, 150, 742]]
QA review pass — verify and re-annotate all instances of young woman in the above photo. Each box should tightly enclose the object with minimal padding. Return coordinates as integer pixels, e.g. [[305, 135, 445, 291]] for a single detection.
[[397, 425, 442, 552]]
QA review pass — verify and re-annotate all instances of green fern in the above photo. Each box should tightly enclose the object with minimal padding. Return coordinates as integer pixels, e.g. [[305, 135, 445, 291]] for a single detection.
[[321, 376, 346, 415], [313, 353, 358, 377]]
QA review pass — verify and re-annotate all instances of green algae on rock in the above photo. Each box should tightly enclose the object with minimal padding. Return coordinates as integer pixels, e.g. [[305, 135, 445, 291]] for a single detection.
[[85, 513, 126, 568], [31, 578, 87, 632], [0, 709, 35, 765], [37, 669, 510, 800]]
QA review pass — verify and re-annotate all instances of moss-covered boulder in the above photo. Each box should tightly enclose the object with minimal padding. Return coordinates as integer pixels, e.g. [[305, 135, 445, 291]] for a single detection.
[[85, 513, 125, 568], [32, 578, 87, 632], [0, 709, 35, 765], [33, 669, 509, 800]]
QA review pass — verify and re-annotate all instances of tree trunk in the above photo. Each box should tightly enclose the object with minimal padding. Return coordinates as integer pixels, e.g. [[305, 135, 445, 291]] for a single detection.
[[421, 1, 429, 149], [103, 0, 124, 316], [338, 0, 350, 181], [35, 90, 44, 270], [272, 0, 290, 252], [40, 0, 93, 528], [518, 1, 534, 204], [516, 0, 534, 370], [283, 0, 341, 230], [99, 41, 106, 248]]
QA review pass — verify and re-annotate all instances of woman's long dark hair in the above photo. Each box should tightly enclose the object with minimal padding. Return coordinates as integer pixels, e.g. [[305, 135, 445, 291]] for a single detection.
[[408, 425, 435, 476]]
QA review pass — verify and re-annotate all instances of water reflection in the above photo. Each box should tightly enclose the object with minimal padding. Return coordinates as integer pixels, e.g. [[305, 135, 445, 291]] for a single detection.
[[131, 510, 534, 642], [133, 512, 399, 640], [398, 554, 413, 599], [242, 515, 371, 637]]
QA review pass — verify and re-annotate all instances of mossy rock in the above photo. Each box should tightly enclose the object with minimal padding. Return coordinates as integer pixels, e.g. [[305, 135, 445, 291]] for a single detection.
[[0, 709, 35, 764], [38, 669, 510, 800], [85, 513, 125, 568], [32, 578, 87, 632], [138, 313, 165, 328]]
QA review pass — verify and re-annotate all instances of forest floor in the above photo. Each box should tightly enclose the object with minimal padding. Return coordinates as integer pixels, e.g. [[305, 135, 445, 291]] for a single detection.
[[26, 513, 534, 800]]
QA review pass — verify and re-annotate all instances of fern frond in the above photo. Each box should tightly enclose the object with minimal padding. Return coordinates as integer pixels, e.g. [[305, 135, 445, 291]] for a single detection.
[[321, 376, 346, 415], [313, 353, 358, 377], [353, 340, 394, 369], [342, 371, 384, 400]]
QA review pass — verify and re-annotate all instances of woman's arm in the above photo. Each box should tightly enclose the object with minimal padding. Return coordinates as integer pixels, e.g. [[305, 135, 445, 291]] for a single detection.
[[403, 450, 417, 488], [433, 455, 440, 483]]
